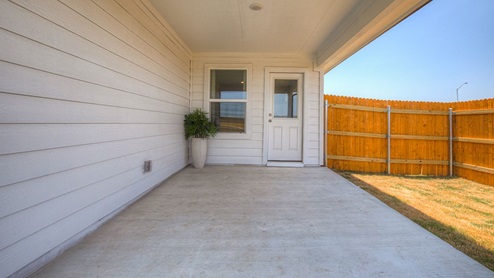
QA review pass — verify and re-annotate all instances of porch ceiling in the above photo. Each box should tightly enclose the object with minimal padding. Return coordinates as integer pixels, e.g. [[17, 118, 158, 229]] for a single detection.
[[148, 0, 429, 72]]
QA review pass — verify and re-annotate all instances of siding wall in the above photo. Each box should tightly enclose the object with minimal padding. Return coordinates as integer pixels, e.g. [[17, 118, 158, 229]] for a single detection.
[[0, 0, 191, 276], [192, 54, 323, 166]]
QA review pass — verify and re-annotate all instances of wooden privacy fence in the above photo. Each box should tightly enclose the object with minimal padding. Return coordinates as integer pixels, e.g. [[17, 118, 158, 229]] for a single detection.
[[324, 95, 494, 186]]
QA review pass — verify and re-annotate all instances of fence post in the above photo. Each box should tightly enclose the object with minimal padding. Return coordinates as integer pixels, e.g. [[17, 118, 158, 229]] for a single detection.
[[324, 99, 329, 167], [387, 105, 391, 174], [449, 108, 453, 177]]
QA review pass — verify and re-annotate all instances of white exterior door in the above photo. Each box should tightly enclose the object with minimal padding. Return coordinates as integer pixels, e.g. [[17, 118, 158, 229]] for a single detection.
[[267, 73, 303, 161]]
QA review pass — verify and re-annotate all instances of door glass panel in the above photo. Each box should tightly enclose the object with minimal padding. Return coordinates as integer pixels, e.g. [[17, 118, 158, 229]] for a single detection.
[[274, 79, 298, 118]]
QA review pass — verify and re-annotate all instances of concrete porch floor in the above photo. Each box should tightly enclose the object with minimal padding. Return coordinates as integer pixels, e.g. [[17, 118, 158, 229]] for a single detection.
[[33, 166, 492, 277]]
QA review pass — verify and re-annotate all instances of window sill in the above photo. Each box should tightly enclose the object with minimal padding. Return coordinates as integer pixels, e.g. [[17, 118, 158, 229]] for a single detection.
[[212, 132, 251, 140]]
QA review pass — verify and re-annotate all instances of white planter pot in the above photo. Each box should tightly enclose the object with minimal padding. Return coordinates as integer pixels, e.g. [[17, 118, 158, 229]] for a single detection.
[[191, 138, 208, 169]]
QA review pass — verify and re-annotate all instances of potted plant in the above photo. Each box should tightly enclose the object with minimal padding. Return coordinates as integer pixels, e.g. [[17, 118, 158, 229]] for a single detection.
[[184, 108, 217, 168]]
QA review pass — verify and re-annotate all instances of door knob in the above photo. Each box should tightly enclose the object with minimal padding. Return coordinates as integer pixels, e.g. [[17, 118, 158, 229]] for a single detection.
[[268, 113, 272, 116], [268, 119, 272, 122]]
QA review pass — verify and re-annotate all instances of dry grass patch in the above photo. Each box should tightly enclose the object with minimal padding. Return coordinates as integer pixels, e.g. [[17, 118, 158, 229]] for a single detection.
[[336, 171, 494, 271]]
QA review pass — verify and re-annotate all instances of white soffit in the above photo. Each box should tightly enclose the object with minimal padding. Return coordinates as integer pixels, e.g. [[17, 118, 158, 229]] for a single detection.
[[149, 0, 430, 72]]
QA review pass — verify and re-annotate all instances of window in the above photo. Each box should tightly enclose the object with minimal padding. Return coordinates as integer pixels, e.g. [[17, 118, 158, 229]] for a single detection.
[[209, 69, 247, 133], [274, 79, 298, 118]]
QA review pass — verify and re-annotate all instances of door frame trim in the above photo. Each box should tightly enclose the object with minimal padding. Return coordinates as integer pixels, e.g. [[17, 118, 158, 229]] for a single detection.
[[266, 73, 304, 162], [262, 67, 310, 165]]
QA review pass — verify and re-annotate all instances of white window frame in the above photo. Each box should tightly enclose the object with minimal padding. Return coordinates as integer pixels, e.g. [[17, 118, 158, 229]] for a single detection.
[[204, 64, 252, 139]]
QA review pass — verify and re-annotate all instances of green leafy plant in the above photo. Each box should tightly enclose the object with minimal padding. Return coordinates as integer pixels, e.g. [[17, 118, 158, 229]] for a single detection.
[[184, 108, 217, 139]]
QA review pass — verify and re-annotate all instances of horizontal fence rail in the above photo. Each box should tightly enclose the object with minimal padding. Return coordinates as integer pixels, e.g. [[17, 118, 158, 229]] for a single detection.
[[325, 95, 494, 186]]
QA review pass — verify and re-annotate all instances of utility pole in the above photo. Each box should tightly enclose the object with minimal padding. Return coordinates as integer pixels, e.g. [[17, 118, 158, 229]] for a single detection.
[[456, 82, 468, 102]]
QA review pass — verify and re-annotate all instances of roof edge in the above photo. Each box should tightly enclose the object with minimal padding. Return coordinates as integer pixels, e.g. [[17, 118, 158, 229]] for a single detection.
[[317, 0, 431, 73]]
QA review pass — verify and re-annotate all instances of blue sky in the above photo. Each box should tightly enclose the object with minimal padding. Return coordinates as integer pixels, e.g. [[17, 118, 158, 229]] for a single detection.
[[324, 0, 494, 102]]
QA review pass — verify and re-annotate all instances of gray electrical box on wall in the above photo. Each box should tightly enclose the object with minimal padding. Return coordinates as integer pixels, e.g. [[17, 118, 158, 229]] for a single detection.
[[143, 160, 152, 173]]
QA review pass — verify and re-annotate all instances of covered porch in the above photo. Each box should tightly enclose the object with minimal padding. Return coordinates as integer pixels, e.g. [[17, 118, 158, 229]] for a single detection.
[[2, 1, 441, 275], [33, 166, 491, 277]]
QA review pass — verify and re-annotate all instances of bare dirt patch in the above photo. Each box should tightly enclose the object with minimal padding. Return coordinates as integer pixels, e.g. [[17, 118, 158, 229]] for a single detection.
[[336, 171, 494, 271]]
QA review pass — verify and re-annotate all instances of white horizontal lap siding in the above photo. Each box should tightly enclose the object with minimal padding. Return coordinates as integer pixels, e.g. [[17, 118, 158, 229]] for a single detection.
[[0, 0, 191, 277], [305, 73, 322, 166], [192, 54, 321, 166]]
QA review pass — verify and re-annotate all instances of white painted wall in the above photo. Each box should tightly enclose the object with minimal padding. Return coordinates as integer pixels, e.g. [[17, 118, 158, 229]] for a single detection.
[[192, 53, 323, 166], [0, 0, 191, 276]]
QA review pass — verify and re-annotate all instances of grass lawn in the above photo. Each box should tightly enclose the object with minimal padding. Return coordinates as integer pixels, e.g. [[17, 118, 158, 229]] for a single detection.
[[336, 171, 494, 271]]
